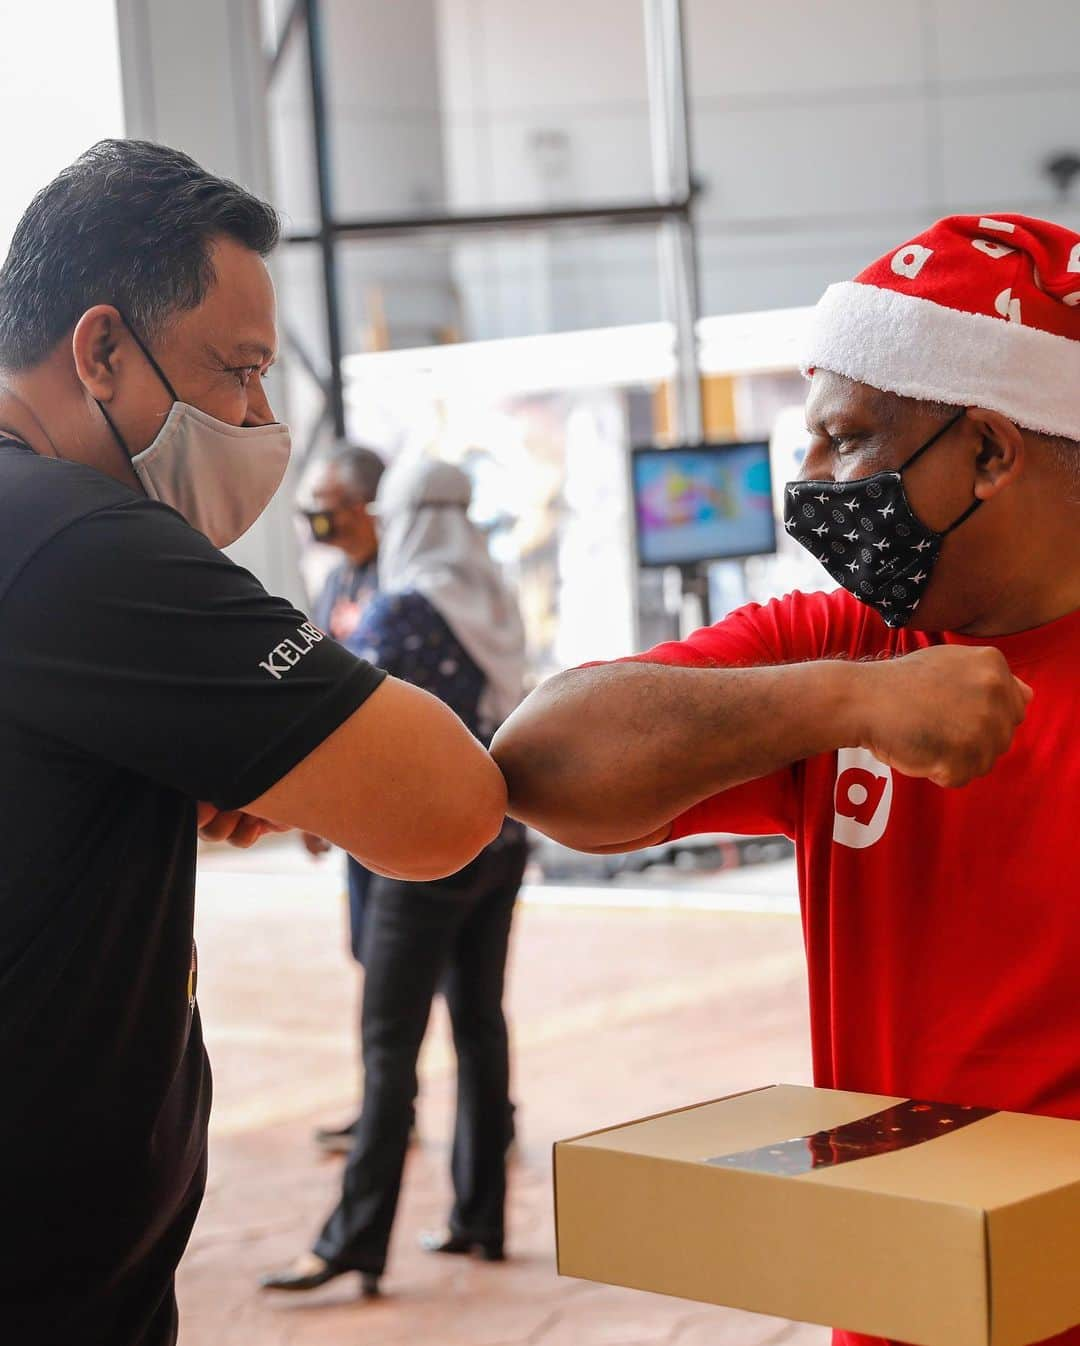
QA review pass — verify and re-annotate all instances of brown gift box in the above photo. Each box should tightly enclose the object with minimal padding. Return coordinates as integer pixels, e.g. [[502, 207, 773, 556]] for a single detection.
[[554, 1084, 1080, 1346]]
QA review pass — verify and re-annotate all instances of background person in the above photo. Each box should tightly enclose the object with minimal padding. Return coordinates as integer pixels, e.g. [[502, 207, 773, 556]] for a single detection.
[[301, 442, 387, 1153], [262, 455, 529, 1296], [304, 441, 384, 646]]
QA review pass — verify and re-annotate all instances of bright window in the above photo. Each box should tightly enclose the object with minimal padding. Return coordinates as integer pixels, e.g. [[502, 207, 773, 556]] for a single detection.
[[0, 1, 125, 255]]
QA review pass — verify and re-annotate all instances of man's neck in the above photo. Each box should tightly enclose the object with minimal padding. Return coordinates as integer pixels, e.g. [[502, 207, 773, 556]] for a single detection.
[[0, 362, 133, 486], [957, 515, 1080, 637], [0, 377, 58, 458]]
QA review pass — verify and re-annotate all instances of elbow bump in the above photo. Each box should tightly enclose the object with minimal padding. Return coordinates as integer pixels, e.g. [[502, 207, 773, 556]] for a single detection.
[[489, 720, 530, 772], [455, 797, 506, 868], [409, 821, 502, 882], [359, 760, 508, 883], [446, 789, 508, 875]]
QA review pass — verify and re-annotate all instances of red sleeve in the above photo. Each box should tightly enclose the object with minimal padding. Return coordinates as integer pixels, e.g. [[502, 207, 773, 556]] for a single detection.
[[619, 589, 884, 840]]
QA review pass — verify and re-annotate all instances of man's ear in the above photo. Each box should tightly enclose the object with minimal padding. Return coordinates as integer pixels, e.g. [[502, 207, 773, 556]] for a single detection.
[[72, 306, 125, 402], [966, 407, 1024, 501]]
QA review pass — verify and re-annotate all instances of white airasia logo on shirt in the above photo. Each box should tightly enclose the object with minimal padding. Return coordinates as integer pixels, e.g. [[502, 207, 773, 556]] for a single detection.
[[833, 748, 893, 849]]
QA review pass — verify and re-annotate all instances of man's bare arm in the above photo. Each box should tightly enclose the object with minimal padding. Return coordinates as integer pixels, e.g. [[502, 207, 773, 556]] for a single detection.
[[241, 677, 507, 880], [491, 647, 1031, 852]]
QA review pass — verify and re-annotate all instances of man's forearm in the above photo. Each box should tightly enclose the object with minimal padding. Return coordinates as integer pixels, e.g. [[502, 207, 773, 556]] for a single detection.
[[491, 659, 861, 849]]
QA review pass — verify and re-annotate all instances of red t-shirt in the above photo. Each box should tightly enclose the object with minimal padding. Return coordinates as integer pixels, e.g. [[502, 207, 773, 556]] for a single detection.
[[631, 588, 1080, 1346]]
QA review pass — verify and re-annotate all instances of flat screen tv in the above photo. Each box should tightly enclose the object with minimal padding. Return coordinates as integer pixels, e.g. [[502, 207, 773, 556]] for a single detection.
[[631, 440, 777, 567]]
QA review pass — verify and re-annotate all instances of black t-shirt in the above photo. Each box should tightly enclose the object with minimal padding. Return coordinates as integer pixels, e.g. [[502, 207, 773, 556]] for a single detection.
[[0, 443, 386, 1344]]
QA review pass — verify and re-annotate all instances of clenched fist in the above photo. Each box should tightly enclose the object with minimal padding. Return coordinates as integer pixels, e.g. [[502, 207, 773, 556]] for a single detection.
[[848, 645, 1032, 788]]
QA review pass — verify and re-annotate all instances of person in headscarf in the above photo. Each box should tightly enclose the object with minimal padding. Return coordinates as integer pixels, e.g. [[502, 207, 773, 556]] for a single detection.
[[261, 455, 529, 1296]]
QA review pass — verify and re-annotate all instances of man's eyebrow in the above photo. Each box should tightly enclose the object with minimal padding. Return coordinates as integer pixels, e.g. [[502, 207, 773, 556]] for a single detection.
[[805, 410, 848, 433], [212, 341, 276, 365], [804, 412, 875, 440], [234, 341, 276, 364]]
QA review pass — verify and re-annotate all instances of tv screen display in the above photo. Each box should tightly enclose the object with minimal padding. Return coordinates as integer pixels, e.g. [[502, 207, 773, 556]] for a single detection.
[[632, 441, 777, 567]]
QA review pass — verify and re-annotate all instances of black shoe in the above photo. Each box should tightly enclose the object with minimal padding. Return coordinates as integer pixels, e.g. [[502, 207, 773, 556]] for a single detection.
[[419, 1230, 505, 1262], [315, 1115, 420, 1155], [259, 1257, 380, 1296], [313, 1119, 359, 1156]]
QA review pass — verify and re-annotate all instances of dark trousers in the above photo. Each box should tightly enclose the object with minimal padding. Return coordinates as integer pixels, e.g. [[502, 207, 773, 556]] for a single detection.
[[314, 837, 527, 1275], [346, 855, 371, 964]]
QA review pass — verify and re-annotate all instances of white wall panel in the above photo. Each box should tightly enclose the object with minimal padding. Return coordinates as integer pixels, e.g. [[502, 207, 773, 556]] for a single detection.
[[693, 95, 932, 223], [479, 109, 654, 208], [929, 0, 1080, 82], [685, 0, 925, 99], [938, 84, 1080, 210], [476, 0, 649, 110]]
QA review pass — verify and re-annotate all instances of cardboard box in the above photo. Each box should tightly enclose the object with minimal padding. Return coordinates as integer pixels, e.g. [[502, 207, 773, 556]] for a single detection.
[[554, 1084, 1080, 1346]]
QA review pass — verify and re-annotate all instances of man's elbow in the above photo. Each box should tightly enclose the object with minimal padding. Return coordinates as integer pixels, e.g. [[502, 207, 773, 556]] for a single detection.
[[489, 705, 558, 819], [416, 815, 504, 881], [398, 756, 508, 880], [488, 728, 526, 814]]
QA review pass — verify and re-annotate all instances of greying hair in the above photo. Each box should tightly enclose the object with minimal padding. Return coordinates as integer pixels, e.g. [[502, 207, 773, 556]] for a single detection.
[[329, 441, 386, 503], [921, 399, 1080, 482], [889, 391, 1080, 482]]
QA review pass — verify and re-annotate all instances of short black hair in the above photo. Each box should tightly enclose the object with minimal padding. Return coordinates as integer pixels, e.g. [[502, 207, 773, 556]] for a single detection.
[[0, 138, 280, 370], [328, 441, 387, 503]]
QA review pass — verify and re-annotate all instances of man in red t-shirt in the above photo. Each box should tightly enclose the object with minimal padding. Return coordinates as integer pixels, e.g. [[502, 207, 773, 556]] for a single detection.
[[493, 214, 1080, 1346]]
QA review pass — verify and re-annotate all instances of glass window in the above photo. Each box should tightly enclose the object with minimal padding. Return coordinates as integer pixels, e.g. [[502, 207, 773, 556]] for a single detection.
[[0, 1, 125, 253], [334, 227, 664, 350], [267, 0, 655, 226]]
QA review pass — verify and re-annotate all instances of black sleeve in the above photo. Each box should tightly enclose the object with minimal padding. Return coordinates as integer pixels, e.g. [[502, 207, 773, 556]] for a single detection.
[[0, 498, 387, 810]]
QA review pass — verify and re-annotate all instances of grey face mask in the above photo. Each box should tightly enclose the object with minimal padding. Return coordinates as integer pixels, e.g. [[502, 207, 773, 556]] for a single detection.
[[98, 314, 291, 549]]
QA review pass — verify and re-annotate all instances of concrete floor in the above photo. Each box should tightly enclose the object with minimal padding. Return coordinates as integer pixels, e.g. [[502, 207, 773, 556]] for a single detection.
[[179, 844, 827, 1346]]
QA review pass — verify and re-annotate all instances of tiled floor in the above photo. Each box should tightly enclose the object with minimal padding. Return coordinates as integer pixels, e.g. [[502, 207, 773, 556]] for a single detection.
[[179, 847, 826, 1345]]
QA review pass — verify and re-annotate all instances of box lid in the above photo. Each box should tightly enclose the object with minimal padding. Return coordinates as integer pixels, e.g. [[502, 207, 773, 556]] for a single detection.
[[569, 1085, 1080, 1208]]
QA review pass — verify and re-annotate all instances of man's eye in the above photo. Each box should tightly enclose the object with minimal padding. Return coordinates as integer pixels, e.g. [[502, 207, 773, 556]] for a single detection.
[[232, 365, 260, 386]]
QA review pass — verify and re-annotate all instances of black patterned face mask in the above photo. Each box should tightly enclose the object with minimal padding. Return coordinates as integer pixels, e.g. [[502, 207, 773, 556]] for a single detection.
[[784, 408, 977, 628]]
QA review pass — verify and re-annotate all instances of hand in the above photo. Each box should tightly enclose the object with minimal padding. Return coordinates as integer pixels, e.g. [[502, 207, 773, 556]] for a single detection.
[[301, 831, 332, 858], [848, 645, 1032, 788], [196, 801, 291, 848]]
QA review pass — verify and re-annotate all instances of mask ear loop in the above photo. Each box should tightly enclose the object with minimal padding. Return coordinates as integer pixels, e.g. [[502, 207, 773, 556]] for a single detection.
[[942, 496, 983, 534], [96, 308, 182, 472], [899, 405, 969, 472], [899, 406, 982, 535], [114, 308, 182, 404]]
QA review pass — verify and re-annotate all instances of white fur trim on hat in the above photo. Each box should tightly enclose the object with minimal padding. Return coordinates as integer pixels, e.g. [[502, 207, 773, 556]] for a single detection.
[[802, 281, 1080, 441]]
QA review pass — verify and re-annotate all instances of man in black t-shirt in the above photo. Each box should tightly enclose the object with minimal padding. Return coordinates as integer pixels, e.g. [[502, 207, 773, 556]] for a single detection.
[[0, 140, 506, 1346]]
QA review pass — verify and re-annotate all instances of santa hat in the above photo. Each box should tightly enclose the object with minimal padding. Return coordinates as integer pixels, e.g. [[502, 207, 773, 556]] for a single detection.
[[802, 214, 1080, 441]]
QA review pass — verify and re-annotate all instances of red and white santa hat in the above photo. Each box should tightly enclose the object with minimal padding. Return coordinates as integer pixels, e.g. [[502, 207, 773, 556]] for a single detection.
[[803, 214, 1080, 441]]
